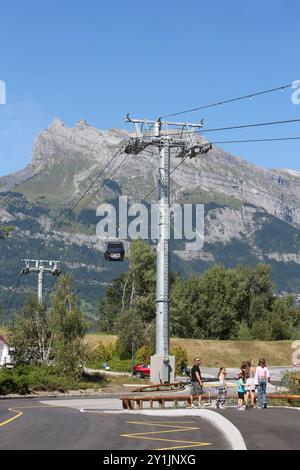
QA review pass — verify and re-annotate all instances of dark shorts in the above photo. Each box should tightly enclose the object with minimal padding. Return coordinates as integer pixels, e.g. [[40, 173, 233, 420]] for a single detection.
[[191, 381, 203, 396], [238, 392, 245, 399]]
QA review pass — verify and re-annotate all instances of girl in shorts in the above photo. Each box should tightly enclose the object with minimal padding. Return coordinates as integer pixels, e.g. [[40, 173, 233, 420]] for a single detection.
[[237, 373, 246, 410], [245, 359, 256, 408]]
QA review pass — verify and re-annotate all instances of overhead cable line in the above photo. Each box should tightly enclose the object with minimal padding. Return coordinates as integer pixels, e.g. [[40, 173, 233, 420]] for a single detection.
[[142, 153, 190, 201], [145, 118, 300, 140], [6, 145, 129, 314], [212, 136, 300, 144], [159, 82, 295, 119], [140, 135, 300, 200], [71, 148, 123, 210], [83, 151, 130, 206]]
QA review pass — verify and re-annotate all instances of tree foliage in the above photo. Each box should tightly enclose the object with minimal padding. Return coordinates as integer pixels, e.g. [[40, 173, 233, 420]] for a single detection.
[[9, 295, 52, 365], [9, 275, 87, 377], [0, 225, 14, 239], [97, 241, 300, 341], [49, 274, 87, 377]]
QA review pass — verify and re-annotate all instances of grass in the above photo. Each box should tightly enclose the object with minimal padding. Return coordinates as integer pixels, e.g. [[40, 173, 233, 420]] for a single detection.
[[84, 334, 296, 368], [1, 328, 296, 368], [169, 338, 295, 367]]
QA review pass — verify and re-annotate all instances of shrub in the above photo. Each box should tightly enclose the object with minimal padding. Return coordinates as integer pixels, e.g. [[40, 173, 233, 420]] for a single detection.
[[171, 346, 188, 375], [135, 345, 152, 365], [87, 341, 116, 368], [0, 368, 17, 395], [108, 357, 131, 373]]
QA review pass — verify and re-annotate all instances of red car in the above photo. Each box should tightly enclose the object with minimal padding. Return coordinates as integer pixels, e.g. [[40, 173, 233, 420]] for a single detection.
[[133, 363, 150, 378]]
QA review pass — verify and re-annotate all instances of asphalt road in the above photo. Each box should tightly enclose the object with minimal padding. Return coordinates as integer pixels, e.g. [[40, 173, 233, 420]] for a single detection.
[[0, 398, 229, 450], [214, 407, 300, 450], [1, 395, 300, 450]]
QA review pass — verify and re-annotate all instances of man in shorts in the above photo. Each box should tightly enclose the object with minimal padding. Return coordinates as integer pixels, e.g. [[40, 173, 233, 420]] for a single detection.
[[189, 357, 204, 407]]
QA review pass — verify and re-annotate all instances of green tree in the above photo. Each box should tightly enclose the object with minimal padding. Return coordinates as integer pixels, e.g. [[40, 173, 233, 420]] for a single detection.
[[269, 297, 295, 340], [49, 274, 87, 377], [170, 274, 197, 337], [114, 309, 146, 359], [0, 225, 14, 239], [189, 266, 243, 339], [97, 239, 156, 333], [9, 295, 52, 365]]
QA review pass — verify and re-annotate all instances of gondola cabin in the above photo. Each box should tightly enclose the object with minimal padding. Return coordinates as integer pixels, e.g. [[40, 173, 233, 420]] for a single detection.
[[104, 241, 125, 261]]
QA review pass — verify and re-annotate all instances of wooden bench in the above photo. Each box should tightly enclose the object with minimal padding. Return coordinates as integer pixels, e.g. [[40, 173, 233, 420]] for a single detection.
[[120, 393, 300, 409], [266, 394, 300, 405], [130, 382, 186, 394]]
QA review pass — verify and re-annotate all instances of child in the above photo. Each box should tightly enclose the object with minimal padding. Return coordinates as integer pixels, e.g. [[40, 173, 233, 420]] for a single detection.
[[245, 359, 256, 408], [215, 367, 228, 409], [237, 372, 246, 410]]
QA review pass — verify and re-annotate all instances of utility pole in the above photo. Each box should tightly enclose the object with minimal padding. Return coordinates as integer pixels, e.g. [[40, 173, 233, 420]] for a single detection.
[[21, 259, 61, 304], [124, 115, 211, 383]]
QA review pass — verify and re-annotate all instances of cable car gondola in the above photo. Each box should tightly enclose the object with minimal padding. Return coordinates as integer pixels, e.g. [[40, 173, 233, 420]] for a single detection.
[[104, 241, 125, 262]]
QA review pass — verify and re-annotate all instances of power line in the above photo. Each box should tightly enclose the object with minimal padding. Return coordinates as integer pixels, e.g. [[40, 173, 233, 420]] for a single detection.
[[195, 118, 300, 134], [212, 136, 300, 144], [140, 135, 300, 200], [82, 151, 130, 206], [5, 146, 128, 314], [142, 153, 190, 201], [159, 82, 294, 119], [71, 148, 122, 210], [140, 117, 300, 140]]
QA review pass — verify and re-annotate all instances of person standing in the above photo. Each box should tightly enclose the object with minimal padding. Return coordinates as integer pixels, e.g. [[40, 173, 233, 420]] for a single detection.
[[189, 357, 203, 408], [215, 367, 228, 409], [245, 359, 256, 408], [237, 373, 246, 410], [255, 357, 270, 409]]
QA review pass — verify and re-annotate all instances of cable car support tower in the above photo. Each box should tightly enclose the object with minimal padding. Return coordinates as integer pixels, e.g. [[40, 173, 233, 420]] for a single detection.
[[124, 114, 211, 383], [21, 259, 61, 304]]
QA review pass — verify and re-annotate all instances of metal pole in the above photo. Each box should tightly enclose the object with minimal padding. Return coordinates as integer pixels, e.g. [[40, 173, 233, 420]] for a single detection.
[[38, 265, 43, 304], [156, 140, 170, 381], [124, 114, 208, 384], [131, 327, 135, 376]]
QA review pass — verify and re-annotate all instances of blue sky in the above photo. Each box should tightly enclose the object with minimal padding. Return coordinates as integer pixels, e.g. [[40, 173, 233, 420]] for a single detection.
[[0, 0, 299, 175]]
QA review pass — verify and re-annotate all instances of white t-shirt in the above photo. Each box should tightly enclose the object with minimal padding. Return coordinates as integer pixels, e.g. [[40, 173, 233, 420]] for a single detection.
[[255, 366, 270, 385]]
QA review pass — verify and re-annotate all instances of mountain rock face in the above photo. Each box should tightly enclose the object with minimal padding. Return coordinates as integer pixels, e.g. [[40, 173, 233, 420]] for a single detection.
[[1, 119, 300, 315]]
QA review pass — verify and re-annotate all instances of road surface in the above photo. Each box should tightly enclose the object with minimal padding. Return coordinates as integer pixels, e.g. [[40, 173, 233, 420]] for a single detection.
[[0, 396, 299, 450]]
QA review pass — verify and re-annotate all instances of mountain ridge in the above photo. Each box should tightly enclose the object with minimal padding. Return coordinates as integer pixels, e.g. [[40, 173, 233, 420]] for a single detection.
[[1, 118, 300, 316]]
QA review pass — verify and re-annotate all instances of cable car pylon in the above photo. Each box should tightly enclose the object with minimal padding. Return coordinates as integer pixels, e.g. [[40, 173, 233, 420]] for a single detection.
[[124, 114, 212, 384]]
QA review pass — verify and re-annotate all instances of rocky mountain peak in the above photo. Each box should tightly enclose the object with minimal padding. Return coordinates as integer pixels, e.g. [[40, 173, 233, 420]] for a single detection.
[[76, 119, 91, 128], [48, 117, 65, 130]]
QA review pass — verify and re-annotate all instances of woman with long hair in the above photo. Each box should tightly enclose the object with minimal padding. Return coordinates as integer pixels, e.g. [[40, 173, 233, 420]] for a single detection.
[[215, 367, 228, 409], [255, 358, 270, 409], [245, 359, 256, 408]]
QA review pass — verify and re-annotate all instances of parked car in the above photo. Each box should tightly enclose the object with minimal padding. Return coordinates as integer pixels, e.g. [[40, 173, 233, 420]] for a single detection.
[[133, 363, 150, 378]]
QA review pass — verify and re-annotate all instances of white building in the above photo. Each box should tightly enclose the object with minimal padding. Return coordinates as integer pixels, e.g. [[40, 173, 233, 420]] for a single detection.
[[0, 335, 12, 367]]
